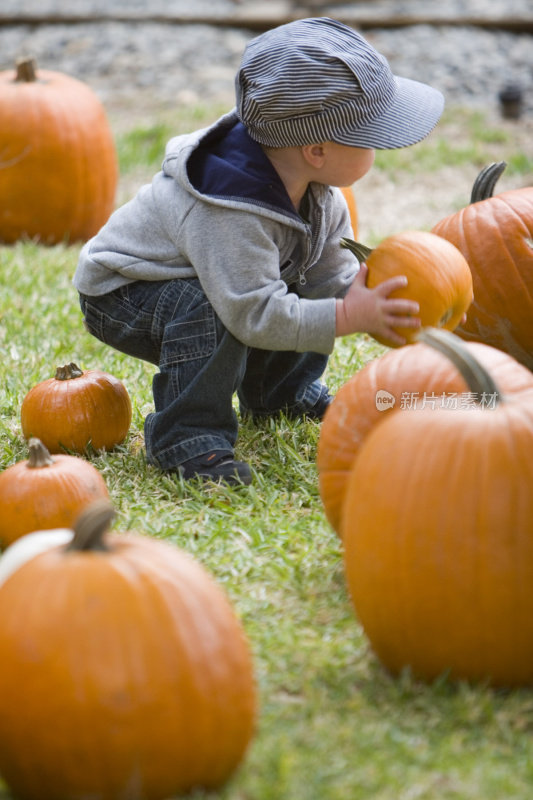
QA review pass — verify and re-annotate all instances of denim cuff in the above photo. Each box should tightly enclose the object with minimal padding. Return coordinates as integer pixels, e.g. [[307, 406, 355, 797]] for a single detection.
[[143, 424, 234, 471]]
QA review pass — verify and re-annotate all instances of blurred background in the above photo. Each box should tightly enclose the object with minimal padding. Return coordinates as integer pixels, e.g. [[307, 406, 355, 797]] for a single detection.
[[2, 0, 531, 236], [1, 0, 532, 118]]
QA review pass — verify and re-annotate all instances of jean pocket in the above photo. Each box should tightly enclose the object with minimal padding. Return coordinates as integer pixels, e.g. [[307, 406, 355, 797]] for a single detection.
[[158, 282, 217, 366], [80, 294, 159, 364]]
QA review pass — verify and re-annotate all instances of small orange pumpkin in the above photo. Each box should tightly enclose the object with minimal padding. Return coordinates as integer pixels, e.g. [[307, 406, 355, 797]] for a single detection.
[[342, 329, 533, 687], [21, 362, 132, 454], [0, 501, 257, 799], [341, 231, 473, 348], [431, 161, 533, 370], [340, 185, 358, 238], [318, 335, 533, 535], [0, 437, 109, 548], [0, 58, 118, 244]]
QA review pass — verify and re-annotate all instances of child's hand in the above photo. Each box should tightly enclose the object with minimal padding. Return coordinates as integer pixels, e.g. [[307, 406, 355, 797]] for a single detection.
[[335, 263, 421, 346]]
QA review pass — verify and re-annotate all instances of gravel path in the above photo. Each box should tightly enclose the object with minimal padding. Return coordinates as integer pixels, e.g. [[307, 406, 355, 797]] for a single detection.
[[1, 1, 532, 116], [2, 1, 531, 237]]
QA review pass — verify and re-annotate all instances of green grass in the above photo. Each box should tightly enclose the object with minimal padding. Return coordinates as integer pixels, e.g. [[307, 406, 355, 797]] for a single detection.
[[0, 104, 532, 799], [116, 103, 229, 174]]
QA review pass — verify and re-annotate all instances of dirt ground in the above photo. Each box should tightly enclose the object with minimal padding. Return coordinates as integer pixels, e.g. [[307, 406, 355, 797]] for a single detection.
[[353, 114, 533, 240]]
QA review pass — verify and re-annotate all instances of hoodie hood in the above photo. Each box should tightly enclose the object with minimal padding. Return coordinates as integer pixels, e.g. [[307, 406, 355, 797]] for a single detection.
[[164, 112, 302, 222]]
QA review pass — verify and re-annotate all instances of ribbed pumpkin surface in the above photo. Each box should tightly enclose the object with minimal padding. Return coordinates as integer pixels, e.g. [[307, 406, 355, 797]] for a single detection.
[[0, 532, 256, 799], [432, 187, 533, 370], [0, 61, 118, 244], [21, 366, 132, 454], [317, 340, 533, 534], [342, 400, 533, 687], [0, 441, 109, 547]]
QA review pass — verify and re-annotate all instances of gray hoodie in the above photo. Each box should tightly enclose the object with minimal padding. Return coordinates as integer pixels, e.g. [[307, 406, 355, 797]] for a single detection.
[[73, 111, 358, 355]]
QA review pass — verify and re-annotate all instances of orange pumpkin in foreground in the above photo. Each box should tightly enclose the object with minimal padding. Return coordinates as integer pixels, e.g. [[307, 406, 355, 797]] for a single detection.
[[0, 58, 117, 244], [0, 501, 257, 800], [0, 438, 109, 548], [317, 336, 533, 534], [341, 230, 473, 348], [342, 328, 533, 687], [432, 162, 533, 370], [21, 362, 132, 454]]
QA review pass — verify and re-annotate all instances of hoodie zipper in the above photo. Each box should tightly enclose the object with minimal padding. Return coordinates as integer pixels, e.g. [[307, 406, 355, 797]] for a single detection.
[[298, 201, 324, 286]]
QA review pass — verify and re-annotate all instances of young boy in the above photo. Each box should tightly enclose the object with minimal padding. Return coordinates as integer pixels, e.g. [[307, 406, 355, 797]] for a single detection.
[[73, 17, 444, 485]]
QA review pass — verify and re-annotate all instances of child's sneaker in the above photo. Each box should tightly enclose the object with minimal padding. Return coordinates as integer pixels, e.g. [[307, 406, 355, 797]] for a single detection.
[[303, 389, 333, 420], [179, 450, 252, 485]]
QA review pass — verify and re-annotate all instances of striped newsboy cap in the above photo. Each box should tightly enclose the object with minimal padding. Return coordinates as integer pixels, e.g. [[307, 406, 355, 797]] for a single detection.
[[235, 18, 444, 149]]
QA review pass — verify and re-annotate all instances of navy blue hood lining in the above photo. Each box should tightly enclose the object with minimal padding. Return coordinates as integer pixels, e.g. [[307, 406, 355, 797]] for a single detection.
[[186, 120, 301, 220]]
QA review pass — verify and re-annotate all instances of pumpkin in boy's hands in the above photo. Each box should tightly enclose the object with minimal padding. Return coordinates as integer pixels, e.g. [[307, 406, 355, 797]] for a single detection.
[[341, 231, 473, 348], [431, 161, 533, 370], [0, 437, 109, 548], [0, 58, 117, 244], [0, 500, 257, 800], [21, 362, 132, 454]]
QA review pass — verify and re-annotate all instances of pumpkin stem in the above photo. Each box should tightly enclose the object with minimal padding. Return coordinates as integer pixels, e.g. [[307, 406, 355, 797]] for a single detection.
[[340, 237, 373, 262], [27, 437, 54, 468], [15, 57, 37, 83], [66, 500, 115, 552], [55, 362, 84, 381], [417, 328, 502, 404], [470, 161, 507, 204]]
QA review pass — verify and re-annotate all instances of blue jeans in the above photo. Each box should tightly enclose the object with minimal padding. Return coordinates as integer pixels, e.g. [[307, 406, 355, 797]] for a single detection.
[[79, 279, 329, 470]]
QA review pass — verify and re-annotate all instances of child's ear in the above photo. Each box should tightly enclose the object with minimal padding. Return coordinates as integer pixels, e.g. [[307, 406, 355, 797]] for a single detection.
[[301, 143, 326, 168]]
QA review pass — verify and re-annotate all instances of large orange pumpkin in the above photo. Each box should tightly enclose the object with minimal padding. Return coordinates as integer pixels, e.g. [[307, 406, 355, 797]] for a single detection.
[[317, 336, 533, 534], [342, 329, 533, 688], [341, 231, 473, 348], [0, 437, 109, 548], [0, 501, 257, 799], [0, 58, 118, 244], [432, 162, 533, 370], [21, 362, 132, 454]]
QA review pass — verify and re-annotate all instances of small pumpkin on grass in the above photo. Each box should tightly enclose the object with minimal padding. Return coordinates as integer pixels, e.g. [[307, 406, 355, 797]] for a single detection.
[[342, 328, 533, 688], [21, 362, 132, 454], [0, 57, 118, 244], [431, 162, 533, 370], [341, 230, 473, 348], [0, 500, 257, 800], [317, 336, 533, 534], [0, 437, 109, 548]]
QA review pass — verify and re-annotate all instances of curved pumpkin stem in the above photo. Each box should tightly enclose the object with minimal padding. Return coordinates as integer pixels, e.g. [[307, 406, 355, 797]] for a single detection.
[[470, 161, 507, 204], [27, 437, 54, 468], [340, 237, 373, 262], [15, 57, 37, 83], [55, 362, 84, 381], [417, 328, 502, 404], [66, 500, 115, 552]]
